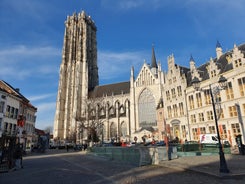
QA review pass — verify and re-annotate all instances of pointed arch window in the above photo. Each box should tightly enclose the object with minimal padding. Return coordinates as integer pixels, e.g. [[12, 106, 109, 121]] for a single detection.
[[109, 107, 116, 118], [99, 108, 106, 118], [121, 122, 127, 137], [109, 107, 114, 115], [100, 109, 105, 116], [120, 107, 124, 113], [119, 106, 125, 116], [138, 88, 156, 127], [110, 122, 117, 139]]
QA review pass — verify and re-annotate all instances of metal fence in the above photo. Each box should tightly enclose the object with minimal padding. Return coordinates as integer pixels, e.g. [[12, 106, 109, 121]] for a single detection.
[[0, 135, 18, 172], [90, 146, 178, 166]]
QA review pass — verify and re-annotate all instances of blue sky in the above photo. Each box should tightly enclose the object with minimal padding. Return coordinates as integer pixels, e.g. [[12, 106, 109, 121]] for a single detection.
[[1, 0, 245, 130]]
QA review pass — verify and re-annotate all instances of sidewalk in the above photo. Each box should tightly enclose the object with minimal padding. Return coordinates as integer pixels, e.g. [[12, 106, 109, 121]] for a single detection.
[[160, 154, 245, 178]]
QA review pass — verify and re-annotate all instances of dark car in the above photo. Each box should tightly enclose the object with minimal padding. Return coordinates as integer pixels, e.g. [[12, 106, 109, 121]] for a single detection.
[[185, 140, 198, 144], [102, 143, 113, 147], [156, 141, 166, 146], [74, 144, 83, 151]]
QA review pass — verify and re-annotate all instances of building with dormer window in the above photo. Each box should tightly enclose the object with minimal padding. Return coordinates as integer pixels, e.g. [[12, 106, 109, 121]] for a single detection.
[[0, 80, 37, 148], [54, 11, 245, 146]]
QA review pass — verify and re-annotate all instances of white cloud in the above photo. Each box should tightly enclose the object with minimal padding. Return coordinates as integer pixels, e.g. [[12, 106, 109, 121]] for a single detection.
[[185, 0, 245, 21], [0, 45, 60, 80], [0, 45, 60, 60], [98, 50, 150, 81], [101, 0, 173, 11], [35, 102, 56, 129], [2, 0, 50, 21], [36, 102, 56, 113], [118, 1, 145, 9], [0, 66, 31, 80], [28, 93, 56, 102]]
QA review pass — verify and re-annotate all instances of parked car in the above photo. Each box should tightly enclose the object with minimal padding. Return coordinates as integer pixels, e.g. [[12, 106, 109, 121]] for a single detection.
[[156, 141, 166, 146], [74, 144, 83, 151], [101, 143, 113, 147], [144, 142, 152, 146], [185, 140, 198, 144]]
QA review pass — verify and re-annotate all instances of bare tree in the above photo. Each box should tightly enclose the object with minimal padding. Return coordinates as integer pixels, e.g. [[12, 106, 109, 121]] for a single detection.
[[44, 126, 53, 134], [75, 97, 105, 144], [67, 130, 77, 143]]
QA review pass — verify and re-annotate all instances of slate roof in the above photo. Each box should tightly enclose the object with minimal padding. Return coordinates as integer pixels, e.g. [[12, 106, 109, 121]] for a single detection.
[[0, 80, 37, 110], [185, 43, 245, 87], [88, 81, 130, 98], [89, 43, 245, 97], [35, 128, 46, 136], [0, 80, 29, 102], [151, 46, 158, 68]]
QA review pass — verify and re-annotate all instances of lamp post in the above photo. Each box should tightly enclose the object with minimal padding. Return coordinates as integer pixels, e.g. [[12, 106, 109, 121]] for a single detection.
[[101, 123, 104, 144], [192, 75, 229, 173]]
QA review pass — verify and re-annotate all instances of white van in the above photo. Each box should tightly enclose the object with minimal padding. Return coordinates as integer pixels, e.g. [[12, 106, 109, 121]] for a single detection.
[[199, 134, 218, 144]]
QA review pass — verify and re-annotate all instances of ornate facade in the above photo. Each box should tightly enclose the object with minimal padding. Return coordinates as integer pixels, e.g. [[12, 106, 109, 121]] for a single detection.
[[54, 11, 245, 146], [54, 11, 98, 140]]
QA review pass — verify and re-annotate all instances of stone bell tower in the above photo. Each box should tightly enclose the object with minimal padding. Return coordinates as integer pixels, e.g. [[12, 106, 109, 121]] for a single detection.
[[54, 11, 98, 140]]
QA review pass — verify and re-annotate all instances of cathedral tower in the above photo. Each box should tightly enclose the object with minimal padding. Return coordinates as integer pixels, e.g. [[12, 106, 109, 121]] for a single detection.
[[54, 11, 98, 140]]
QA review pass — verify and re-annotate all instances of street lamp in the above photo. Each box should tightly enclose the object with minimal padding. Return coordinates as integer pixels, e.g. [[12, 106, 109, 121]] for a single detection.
[[101, 123, 104, 144], [191, 75, 229, 173]]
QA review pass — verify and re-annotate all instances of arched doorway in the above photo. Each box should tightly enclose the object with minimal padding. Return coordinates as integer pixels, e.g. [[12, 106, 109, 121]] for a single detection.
[[170, 119, 180, 141]]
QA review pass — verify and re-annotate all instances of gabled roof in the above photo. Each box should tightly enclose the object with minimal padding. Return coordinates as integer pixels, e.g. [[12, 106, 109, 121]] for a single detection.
[[0, 80, 29, 102], [35, 128, 45, 136], [185, 43, 245, 86], [179, 65, 190, 76], [0, 87, 8, 94], [0, 80, 37, 111], [88, 81, 130, 98]]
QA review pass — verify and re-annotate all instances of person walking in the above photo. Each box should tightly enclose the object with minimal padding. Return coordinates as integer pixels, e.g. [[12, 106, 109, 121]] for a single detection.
[[66, 144, 69, 152], [14, 144, 23, 170]]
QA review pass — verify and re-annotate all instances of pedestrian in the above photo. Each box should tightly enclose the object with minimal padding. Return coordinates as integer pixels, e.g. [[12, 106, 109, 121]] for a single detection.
[[66, 144, 69, 152], [167, 145, 172, 160], [83, 143, 87, 151], [14, 144, 23, 170], [167, 137, 172, 161]]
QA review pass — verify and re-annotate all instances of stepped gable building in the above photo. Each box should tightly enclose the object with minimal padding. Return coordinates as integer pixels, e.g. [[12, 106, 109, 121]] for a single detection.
[[54, 11, 245, 146]]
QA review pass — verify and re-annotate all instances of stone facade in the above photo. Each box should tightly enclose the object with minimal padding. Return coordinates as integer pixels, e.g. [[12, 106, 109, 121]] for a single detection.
[[54, 11, 245, 146], [54, 11, 98, 140]]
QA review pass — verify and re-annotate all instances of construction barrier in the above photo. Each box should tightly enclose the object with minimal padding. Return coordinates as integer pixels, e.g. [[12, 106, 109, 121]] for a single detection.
[[90, 146, 178, 166]]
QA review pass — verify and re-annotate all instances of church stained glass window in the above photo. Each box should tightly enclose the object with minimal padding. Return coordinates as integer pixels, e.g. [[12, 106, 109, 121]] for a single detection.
[[138, 89, 156, 127]]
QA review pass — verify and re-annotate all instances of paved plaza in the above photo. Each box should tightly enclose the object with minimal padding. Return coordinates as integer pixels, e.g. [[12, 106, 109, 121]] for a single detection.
[[1, 149, 245, 184], [160, 154, 245, 179]]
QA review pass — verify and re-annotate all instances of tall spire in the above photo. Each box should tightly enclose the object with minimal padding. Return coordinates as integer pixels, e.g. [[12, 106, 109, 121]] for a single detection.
[[151, 45, 157, 68], [216, 40, 223, 59], [216, 40, 222, 48], [190, 54, 196, 72], [190, 54, 195, 62]]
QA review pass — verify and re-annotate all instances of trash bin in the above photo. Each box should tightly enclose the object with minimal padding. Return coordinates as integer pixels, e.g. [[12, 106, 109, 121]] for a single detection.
[[235, 134, 245, 155]]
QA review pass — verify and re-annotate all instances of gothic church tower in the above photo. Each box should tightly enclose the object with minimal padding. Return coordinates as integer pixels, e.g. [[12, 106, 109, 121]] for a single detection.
[[54, 11, 98, 140]]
